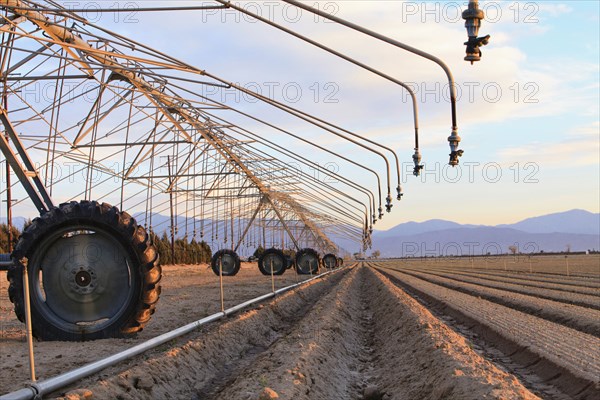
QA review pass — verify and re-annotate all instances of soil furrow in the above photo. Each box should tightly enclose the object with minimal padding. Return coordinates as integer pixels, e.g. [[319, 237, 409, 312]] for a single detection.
[[211, 263, 370, 399], [376, 265, 600, 400], [396, 268, 600, 336], [46, 264, 542, 400], [413, 268, 600, 296], [209, 265, 539, 400], [395, 267, 600, 310], [429, 268, 600, 289], [46, 268, 349, 399]]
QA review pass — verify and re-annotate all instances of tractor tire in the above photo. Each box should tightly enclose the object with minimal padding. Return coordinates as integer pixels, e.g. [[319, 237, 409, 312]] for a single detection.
[[258, 248, 287, 276], [7, 201, 161, 341], [211, 249, 241, 276], [295, 248, 320, 275], [322, 253, 338, 269]]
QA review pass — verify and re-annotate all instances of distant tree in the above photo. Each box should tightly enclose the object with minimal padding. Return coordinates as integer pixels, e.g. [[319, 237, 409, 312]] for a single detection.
[[508, 245, 518, 255], [253, 245, 265, 259], [150, 231, 211, 265], [282, 249, 296, 258], [566, 244, 571, 253], [371, 250, 381, 259], [0, 223, 21, 253]]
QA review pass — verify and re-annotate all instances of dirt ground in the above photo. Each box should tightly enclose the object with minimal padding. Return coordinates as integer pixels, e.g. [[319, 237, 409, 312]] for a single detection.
[[0, 262, 304, 393], [1, 259, 598, 399], [374, 260, 600, 400], [394, 254, 600, 276]]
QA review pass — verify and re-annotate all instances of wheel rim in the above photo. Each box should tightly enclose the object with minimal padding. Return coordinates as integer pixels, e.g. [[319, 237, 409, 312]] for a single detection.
[[297, 253, 318, 274], [29, 225, 136, 334], [217, 253, 237, 274], [323, 255, 337, 269], [262, 253, 284, 274]]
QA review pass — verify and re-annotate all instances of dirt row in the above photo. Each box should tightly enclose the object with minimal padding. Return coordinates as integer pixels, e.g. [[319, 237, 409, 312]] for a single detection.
[[397, 255, 600, 278], [395, 268, 600, 337], [431, 268, 600, 289], [375, 265, 600, 400], [44, 264, 539, 400], [410, 267, 600, 296], [2, 261, 596, 399], [0, 263, 306, 393], [387, 266, 600, 310], [41, 265, 348, 399]]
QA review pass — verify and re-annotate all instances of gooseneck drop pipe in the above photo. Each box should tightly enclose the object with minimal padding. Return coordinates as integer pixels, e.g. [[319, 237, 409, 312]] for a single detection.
[[215, 0, 415, 199], [279, 0, 462, 166]]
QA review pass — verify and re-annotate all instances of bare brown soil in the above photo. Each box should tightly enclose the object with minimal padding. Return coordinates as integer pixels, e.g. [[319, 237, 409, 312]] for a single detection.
[[432, 268, 600, 289], [397, 267, 600, 309], [210, 265, 538, 400], [1, 259, 597, 400], [397, 268, 600, 336], [397, 254, 600, 277], [420, 268, 600, 296], [375, 263, 600, 400], [0, 262, 301, 393]]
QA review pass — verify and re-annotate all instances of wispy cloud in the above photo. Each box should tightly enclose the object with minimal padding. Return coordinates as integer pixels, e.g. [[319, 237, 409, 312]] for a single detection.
[[498, 122, 600, 167]]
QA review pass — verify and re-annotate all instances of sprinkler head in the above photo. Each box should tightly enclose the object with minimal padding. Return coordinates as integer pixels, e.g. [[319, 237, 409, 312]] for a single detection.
[[412, 150, 424, 177], [396, 185, 404, 200], [463, 1, 490, 64], [378, 207, 384, 220], [385, 194, 393, 212], [448, 130, 463, 166]]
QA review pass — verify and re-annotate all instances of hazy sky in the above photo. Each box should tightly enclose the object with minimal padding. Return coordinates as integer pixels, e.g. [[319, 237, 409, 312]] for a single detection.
[[4, 1, 600, 229]]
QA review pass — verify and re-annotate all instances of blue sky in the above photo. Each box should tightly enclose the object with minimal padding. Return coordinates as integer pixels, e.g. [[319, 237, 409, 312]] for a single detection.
[[4, 1, 600, 229]]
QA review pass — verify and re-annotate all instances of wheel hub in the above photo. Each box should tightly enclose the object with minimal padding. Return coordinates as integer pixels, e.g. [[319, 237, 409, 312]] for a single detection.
[[71, 267, 97, 294], [266, 254, 283, 270], [38, 233, 132, 324], [75, 270, 91, 287]]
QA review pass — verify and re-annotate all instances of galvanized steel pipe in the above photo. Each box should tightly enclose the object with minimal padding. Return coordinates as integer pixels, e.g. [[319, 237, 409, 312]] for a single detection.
[[0, 266, 347, 400]]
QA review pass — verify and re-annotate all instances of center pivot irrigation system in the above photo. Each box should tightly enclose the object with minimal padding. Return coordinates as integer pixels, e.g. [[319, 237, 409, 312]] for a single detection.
[[0, 0, 489, 342]]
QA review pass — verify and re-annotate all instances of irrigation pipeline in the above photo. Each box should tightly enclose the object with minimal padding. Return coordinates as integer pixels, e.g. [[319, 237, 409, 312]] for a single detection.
[[202, 72, 395, 211], [0, 265, 350, 400], [0, 2, 369, 251], [214, 0, 416, 187], [193, 100, 378, 224], [0, 0, 465, 258], [278, 0, 462, 166]]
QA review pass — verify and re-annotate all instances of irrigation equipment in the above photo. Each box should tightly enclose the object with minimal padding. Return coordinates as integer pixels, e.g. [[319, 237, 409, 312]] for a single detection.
[[0, 0, 373, 341], [1, 0, 464, 343], [322, 253, 339, 269]]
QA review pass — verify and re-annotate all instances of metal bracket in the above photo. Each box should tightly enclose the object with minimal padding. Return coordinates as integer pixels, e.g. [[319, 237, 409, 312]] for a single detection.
[[0, 109, 54, 214]]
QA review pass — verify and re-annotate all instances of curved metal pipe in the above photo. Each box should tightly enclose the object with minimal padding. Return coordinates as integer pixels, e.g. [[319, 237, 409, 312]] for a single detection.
[[210, 116, 376, 226], [280, 0, 462, 166], [154, 82, 379, 225], [245, 147, 367, 227], [191, 96, 383, 220], [245, 142, 370, 228], [202, 72, 393, 214], [216, 0, 417, 196]]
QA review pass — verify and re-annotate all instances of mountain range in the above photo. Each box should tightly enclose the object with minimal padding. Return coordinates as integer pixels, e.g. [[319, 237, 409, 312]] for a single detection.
[[2, 209, 599, 257], [369, 209, 599, 257]]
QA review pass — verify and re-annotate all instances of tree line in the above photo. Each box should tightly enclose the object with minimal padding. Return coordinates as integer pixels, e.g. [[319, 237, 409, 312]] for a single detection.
[[1, 223, 212, 264], [150, 232, 212, 265], [0, 223, 21, 253]]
